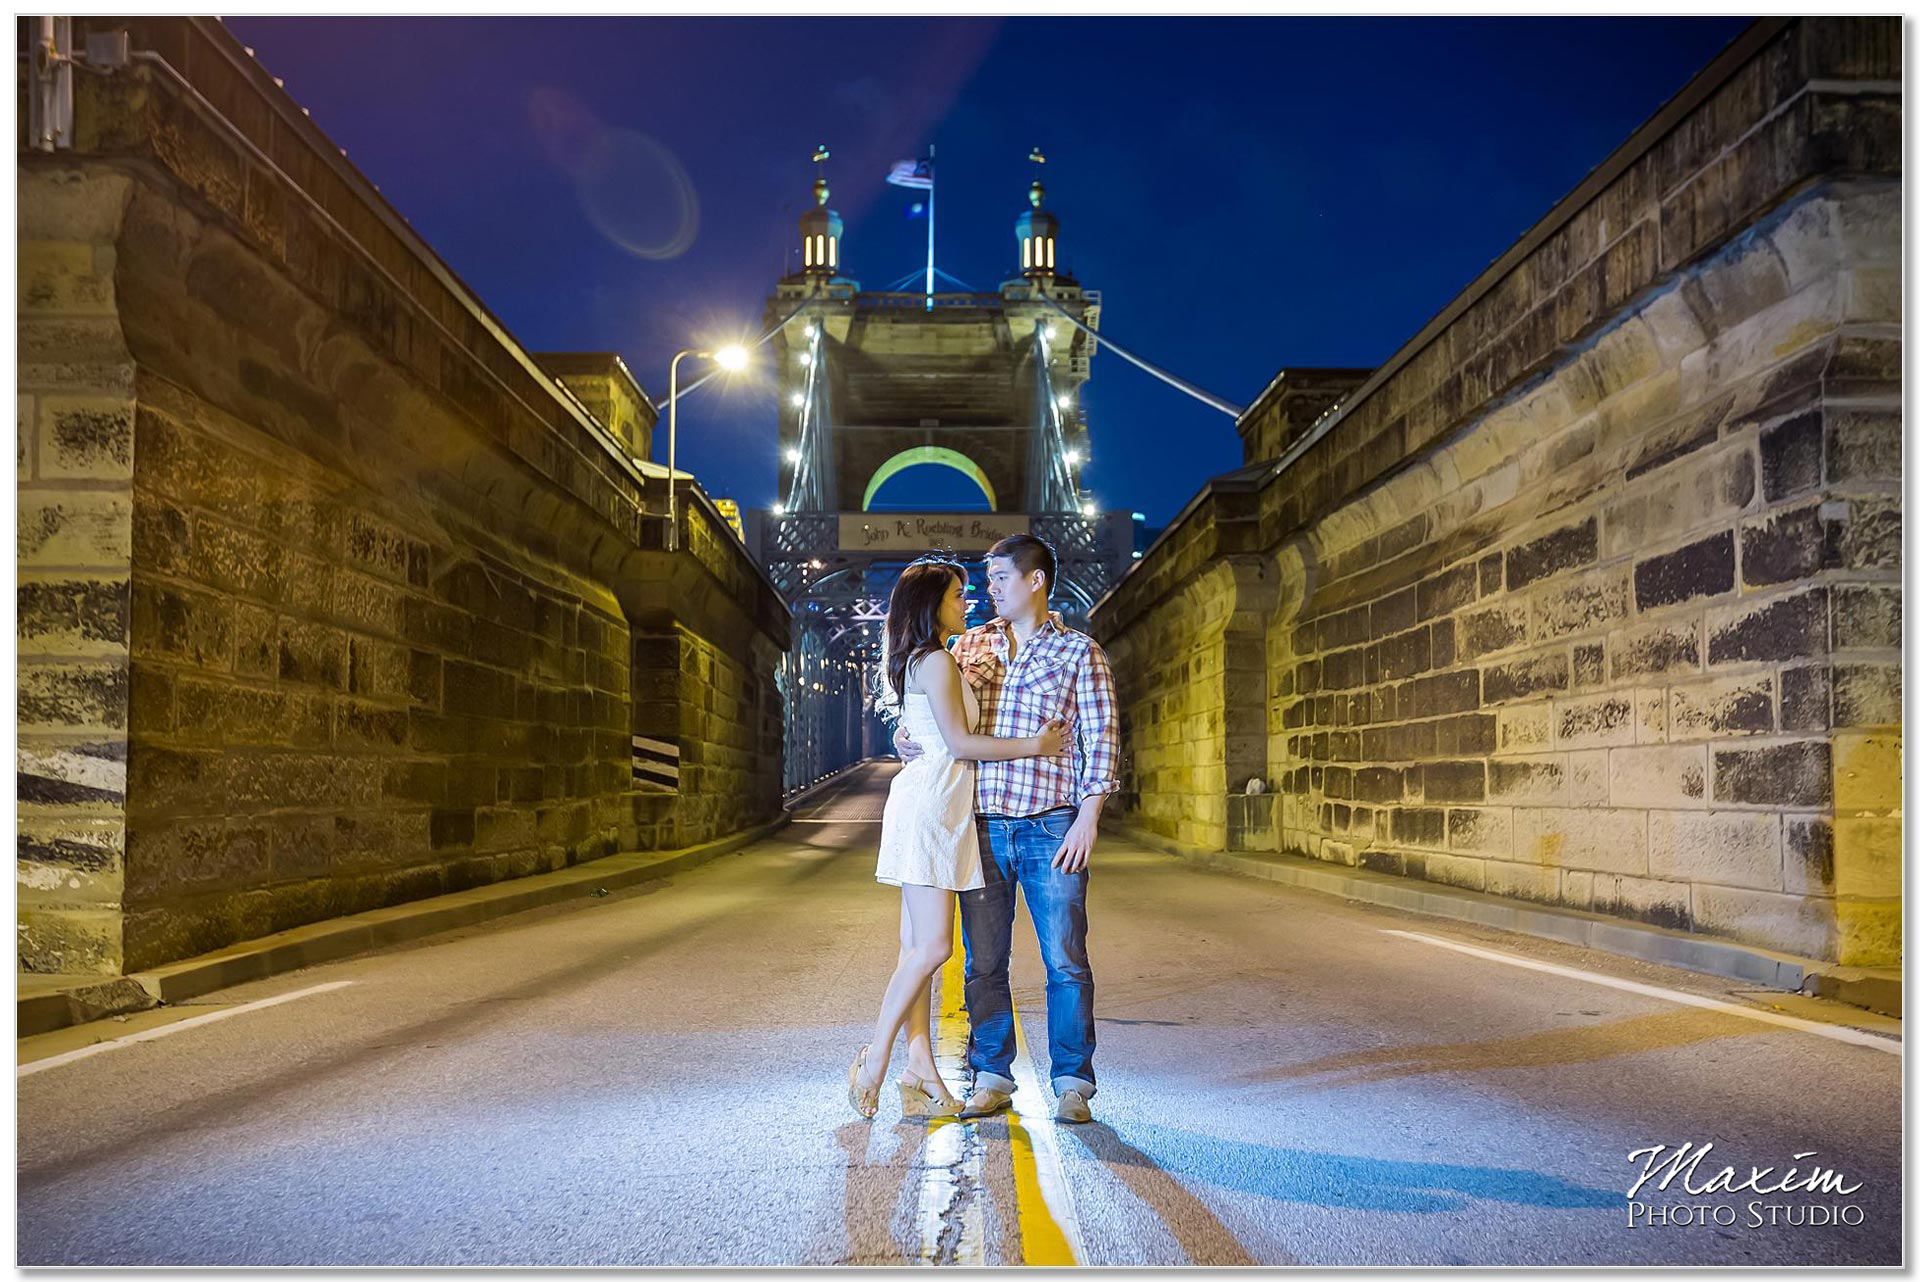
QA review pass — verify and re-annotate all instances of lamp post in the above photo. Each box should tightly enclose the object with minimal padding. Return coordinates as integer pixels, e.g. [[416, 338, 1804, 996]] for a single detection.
[[665, 345, 749, 551]]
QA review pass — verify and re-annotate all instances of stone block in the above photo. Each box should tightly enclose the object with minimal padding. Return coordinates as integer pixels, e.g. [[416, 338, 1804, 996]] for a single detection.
[[1590, 873, 1692, 930], [1506, 517, 1597, 590], [1634, 529, 1735, 611], [1739, 502, 1827, 588], [1369, 588, 1417, 640], [1831, 816, 1900, 899], [1390, 806, 1447, 850], [1572, 643, 1605, 687], [18, 240, 115, 315], [1515, 806, 1648, 875], [1832, 732, 1900, 811], [1532, 565, 1628, 640], [1691, 882, 1837, 962], [38, 395, 133, 480], [18, 575, 130, 653], [1831, 663, 1900, 728], [1835, 899, 1900, 970], [1647, 810, 1783, 890], [1553, 692, 1635, 748], [18, 489, 133, 568], [1610, 618, 1702, 681], [1757, 409, 1823, 502], [1497, 705, 1552, 754], [1446, 806, 1512, 856], [1706, 587, 1828, 666], [1633, 687, 1668, 743], [1459, 601, 1529, 659], [1482, 649, 1569, 705], [19, 660, 129, 732], [1484, 858, 1564, 903], [1422, 760, 1485, 802], [1827, 406, 1901, 486], [1415, 562, 1478, 622], [1831, 584, 1899, 651], [1668, 673, 1775, 740], [1601, 447, 1754, 559], [1778, 663, 1831, 732], [1824, 496, 1900, 573], [1610, 744, 1707, 807], [1712, 739, 1833, 808], [1783, 815, 1833, 895]]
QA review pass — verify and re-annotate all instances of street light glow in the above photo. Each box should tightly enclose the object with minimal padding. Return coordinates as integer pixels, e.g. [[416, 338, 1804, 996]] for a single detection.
[[771, 502, 785, 516], [1056, 393, 1073, 411], [798, 352, 813, 368], [789, 392, 805, 407], [1064, 449, 1082, 466], [712, 345, 749, 371], [1081, 500, 1098, 518], [785, 447, 801, 463]]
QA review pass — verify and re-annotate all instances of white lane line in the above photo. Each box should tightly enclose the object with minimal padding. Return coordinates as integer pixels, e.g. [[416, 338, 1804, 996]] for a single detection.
[[1382, 930, 1900, 1056], [18, 981, 356, 1077]]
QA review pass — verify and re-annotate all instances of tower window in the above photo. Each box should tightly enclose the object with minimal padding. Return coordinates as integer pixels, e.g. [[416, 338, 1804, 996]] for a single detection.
[[1022, 237, 1032, 270], [804, 238, 814, 267], [1046, 237, 1055, 269], [828, 236, 837, 268]]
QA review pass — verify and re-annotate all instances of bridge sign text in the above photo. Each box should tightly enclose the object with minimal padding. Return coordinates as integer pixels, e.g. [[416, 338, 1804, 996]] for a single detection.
[[838, 513, 1030, 552]]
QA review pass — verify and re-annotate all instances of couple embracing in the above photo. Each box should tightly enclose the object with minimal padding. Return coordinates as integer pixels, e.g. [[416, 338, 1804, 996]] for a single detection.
[[848, 534, 1120, 1126]]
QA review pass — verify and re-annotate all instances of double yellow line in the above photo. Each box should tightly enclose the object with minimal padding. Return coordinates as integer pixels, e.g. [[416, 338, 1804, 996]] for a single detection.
[[933, 921, 1081, 1266]]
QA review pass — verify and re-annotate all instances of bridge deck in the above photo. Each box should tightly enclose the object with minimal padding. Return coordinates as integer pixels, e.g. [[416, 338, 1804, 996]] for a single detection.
[[17, 763, 1900, 1265]]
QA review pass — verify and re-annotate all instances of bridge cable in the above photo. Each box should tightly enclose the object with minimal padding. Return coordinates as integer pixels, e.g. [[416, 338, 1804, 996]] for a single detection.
[[1035, 289, 1245, 418]]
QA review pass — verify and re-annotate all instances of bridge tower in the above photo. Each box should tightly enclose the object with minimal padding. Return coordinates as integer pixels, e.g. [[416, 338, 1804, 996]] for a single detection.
[[751, 159, 1133, 792]]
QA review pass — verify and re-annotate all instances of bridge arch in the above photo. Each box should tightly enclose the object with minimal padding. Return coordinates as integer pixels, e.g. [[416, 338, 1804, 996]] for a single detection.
[[861, 446, 997, 512]]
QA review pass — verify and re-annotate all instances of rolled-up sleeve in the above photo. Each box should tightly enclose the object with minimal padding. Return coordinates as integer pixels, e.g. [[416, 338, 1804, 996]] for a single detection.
[[1073, 640, 1122, 801]]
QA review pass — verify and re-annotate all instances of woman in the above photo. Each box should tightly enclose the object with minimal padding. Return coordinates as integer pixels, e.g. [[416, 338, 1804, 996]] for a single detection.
[[848, 558, 1067, 1119]]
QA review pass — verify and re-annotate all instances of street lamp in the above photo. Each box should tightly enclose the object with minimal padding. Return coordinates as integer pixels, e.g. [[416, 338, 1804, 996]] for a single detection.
[[666, 344, 750, 551]]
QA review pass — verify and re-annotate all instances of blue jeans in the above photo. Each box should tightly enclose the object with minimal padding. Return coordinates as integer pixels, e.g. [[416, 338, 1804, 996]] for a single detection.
[[960, 809, 1096, 1099]]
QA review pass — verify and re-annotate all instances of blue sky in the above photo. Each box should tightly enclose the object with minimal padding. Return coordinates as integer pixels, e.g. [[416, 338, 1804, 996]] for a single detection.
[[226, 16, 1750, 524]]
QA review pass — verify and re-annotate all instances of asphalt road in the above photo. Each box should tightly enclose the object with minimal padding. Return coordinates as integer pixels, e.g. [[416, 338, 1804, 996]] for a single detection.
[[17, 762, 1903, 1265]]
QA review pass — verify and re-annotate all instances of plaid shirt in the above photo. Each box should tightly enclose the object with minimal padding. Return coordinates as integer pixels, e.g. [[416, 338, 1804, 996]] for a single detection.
[[952, 612, 1121, 818]]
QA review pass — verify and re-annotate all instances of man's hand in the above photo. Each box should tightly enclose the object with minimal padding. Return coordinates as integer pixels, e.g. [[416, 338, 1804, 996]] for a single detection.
[[895, 726, 926, 762], [1052, 800, 1103, 873]]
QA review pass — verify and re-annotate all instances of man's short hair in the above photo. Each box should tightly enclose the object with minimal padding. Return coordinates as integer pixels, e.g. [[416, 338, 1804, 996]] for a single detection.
[[987, 533, 1057, 597]]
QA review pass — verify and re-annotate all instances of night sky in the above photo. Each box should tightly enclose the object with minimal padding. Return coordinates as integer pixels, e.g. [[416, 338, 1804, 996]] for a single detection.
[[224, 16, 1750, 525]]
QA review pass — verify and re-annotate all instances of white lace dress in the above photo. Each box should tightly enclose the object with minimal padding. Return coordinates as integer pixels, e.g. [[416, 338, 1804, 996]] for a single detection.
[[876, 681, 985, 892]]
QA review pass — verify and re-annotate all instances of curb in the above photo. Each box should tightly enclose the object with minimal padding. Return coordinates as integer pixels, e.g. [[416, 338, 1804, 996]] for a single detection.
[[17, 815, 791, 1039], [1113, 823, 1901, 1019]]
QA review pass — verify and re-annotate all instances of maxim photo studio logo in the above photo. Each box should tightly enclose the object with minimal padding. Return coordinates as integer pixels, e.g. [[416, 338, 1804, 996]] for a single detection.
[[1626, 1142, 1865, 1229]]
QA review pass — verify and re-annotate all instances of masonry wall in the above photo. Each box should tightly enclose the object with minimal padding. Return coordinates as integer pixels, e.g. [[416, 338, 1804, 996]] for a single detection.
[[1094, 17, 1901, 967], [17, 20, 789, 975]]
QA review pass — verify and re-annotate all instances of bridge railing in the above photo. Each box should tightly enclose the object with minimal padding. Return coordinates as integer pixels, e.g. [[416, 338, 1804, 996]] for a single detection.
[[853, 292, 1007, 311]]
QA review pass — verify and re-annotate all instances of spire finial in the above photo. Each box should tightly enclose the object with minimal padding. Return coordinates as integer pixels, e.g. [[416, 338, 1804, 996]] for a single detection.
[[1028, 147, 1047, 209], [812, 143, 831, 207]]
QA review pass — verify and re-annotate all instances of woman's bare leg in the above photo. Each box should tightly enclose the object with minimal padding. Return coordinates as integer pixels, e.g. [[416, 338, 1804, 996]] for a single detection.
[[860, 884, 954, 1092], [899, 898, 939, 1080]]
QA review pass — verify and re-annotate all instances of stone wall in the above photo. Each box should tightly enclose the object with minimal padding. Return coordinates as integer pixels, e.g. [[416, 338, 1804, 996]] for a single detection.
[[1094, 17, 1901, 967], [17, 19, 789, 975]]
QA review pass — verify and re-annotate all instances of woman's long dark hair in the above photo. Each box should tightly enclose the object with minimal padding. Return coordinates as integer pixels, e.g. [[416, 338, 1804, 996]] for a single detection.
[[885, 559, 967, 705]]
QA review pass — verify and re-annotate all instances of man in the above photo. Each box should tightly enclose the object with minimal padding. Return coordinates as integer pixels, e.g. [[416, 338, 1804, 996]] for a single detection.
[[895, 533, 1120, 1124]]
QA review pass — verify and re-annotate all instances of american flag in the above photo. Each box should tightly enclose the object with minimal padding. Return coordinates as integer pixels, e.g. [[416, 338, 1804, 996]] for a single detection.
[[885, 157, 934, 189]]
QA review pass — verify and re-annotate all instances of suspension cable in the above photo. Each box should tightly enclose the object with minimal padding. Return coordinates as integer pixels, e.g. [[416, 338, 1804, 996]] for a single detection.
[[1035, 289, 1244, 418]]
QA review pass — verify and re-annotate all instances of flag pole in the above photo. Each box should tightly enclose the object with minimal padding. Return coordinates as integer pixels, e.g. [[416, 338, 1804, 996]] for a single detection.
[[924, 145, 935, 312]]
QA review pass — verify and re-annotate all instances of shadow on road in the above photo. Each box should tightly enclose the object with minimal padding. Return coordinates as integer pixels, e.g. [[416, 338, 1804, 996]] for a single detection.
[[1066, 1121, 1266, 1264], [1073, 1119, 1618, 1215]]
